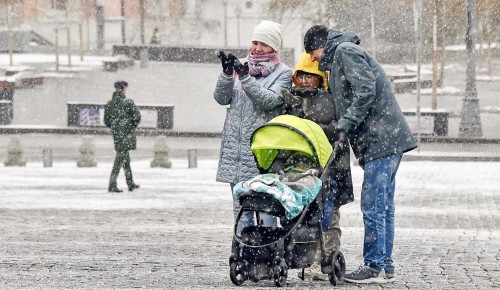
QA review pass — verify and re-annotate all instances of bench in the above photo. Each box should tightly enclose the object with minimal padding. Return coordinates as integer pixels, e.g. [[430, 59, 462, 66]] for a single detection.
[[387, 72, 417, 82], [103, 61, 119, 72], [103, 56, 135, 72], [403, 109, 449, 136], [393, 78, 432, 93], [21, 75, 44, 87], [67, 102, 174, 129]]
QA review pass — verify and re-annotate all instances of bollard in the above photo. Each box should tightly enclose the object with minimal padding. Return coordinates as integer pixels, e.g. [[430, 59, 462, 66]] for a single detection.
[[140, 48, 149, 68], [77, 136, 97, 167], [42, 149, 53, 167], [188, 149, 197, 168], [150, 136, 172, 168], [4, 136, 26, 166]]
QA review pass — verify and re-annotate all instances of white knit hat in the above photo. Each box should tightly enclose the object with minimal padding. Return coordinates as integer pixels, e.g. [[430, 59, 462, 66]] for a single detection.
[[252, 20, 283, 52]]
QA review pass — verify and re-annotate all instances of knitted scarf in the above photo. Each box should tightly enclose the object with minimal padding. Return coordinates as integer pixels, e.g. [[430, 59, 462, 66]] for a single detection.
[[245, 52, 281, 77]]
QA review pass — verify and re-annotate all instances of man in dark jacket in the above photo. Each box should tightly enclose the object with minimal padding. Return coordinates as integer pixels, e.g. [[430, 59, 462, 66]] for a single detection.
[[104, 81, 141, 192], [304, 25, 417, 284]]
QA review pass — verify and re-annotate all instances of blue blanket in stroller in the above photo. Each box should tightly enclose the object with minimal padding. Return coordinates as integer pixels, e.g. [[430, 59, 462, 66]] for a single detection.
[[233, 169, 323, 219]]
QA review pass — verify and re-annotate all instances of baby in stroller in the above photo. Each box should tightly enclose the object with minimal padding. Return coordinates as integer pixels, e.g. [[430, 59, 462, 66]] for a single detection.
[[229, 115, 346, 287]]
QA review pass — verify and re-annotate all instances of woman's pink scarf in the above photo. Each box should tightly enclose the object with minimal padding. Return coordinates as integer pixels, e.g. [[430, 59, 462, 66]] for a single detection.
[[244, 52, 281, 77]]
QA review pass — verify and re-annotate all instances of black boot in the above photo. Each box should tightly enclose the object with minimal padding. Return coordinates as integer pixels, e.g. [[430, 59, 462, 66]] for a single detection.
[[109, 186, 123, 193], [128, 184, 140, 191]]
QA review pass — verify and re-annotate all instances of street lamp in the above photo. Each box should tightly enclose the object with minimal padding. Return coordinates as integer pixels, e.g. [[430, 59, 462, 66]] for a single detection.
[[7, 2, 13, 66], [458, 0, 482, 138], [96, 0, 105, 51], [235, 6, 242, 47]]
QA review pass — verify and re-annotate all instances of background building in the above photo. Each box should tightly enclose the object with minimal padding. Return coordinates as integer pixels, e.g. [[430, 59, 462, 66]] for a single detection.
[[0, 0, 498, 64]]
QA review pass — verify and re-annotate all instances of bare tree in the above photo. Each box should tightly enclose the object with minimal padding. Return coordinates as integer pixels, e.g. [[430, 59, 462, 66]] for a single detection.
[[477, 0, 500, 76], [267, 0, 301, 23]]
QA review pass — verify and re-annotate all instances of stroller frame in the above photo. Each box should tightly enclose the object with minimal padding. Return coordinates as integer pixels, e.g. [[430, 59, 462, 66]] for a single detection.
[[229, 116, 346, 287]]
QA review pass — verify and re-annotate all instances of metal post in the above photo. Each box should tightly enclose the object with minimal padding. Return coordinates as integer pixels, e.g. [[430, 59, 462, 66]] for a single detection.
[[96, 0, 105, 51], [121, 0, 126, 44], [414, 0, 422, 151], [235, 6, 242, 47], [86, 18, 90, 51], [7, 3, 13, 66], [140, 0, 145, 44], [485, 0, 492, 76], [459, 0, 482, 138], [55, 28, 60, 72], [370, 0, 377, 59], [43, 149, 53, 168], [223, 1, 228, 46], [66, 8, 72, 67], [188, 149, 198, 168], [431, 0, 438, 110], [67, 28, 72, 67], [79, 23, 84, 61]]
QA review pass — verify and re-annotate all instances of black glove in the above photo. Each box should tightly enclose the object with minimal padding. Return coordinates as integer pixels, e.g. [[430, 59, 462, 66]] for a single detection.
[[320, 120, 347, 144], [217, 50, 234, 76], [281, 88, 302, 107], [289, 87, 303, 96], [335, 130, 347, 145], [301, 88, 319, 98], [231, 57, 250, 80], [290, 88, 318, 98]]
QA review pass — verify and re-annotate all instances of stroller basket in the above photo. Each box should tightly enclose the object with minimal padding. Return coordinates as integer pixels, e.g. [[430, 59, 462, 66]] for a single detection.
[[240, 193, 286, 217], [240, 226, 286, 246]]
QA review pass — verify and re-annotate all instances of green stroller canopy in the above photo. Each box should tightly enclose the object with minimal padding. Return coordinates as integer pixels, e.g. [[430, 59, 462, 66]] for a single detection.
[[251, 115, 333, 170]]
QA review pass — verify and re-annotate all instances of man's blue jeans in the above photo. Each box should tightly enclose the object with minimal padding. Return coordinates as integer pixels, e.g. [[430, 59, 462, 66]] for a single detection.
[[360, 153, 402, 273]]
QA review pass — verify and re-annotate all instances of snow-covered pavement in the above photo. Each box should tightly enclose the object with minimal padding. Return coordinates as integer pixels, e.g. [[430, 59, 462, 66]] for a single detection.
[[1, 158, 499, 289]]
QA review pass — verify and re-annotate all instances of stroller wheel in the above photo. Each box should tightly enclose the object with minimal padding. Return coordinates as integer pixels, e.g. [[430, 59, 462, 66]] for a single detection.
[[328, 251, 346, 286], [229, 260, 248, 286], [273, 257, 288, 287]]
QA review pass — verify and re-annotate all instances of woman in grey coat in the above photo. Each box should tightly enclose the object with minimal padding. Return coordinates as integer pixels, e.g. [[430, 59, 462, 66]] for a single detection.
[[213, 20, 292, 227]]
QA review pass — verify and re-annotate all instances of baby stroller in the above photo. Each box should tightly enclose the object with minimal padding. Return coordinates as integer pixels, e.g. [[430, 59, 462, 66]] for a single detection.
[[229, 115, 346, 287]]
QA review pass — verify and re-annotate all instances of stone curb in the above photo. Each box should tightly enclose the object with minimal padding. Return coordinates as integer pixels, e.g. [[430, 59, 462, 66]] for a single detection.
[[403, 153, 500, 162], [2, 127, 500, 162], [1, 127, 500, 144]]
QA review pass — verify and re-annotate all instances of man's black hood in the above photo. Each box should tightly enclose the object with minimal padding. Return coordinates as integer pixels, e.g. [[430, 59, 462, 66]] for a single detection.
[[318, 30, 361, 72]]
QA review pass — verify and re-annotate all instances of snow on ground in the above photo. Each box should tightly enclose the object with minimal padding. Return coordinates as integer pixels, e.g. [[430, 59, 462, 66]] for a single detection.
[[414, 86, 462, 95], [446, 42, 498, 51], [0, 53, 109, 67], [477, 74, 500, 82], [1, 158, 499, 215], [1, 158, 499, 289]]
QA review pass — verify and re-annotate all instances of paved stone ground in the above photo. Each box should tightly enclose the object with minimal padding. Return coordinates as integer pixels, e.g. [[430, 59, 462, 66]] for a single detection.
[[0, 159, 498, 289]]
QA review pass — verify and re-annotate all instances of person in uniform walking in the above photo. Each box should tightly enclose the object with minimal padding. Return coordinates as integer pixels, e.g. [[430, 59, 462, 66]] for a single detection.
[[150, 27, 161, 45], [104, 80, 141, 193]]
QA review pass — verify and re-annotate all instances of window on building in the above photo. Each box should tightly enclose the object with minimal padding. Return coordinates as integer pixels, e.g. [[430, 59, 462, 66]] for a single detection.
[[170, 0, 187, 17], [52, 0, 68, 10]]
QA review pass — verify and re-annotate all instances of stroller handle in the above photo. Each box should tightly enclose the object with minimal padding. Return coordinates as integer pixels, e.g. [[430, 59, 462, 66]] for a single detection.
[[319, 141, 343, 183]]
